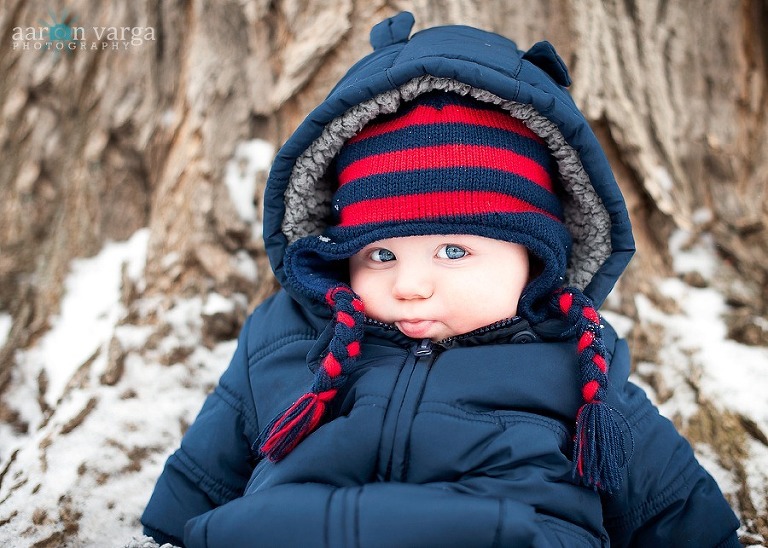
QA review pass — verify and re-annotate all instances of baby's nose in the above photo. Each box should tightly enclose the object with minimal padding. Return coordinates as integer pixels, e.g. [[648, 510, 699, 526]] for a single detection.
[[392, 267, 434, 300]]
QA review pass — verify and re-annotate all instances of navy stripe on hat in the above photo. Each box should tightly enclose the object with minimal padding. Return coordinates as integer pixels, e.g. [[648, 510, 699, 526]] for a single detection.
[[333, 92, 563, 232], [333, 167, 564, 223]]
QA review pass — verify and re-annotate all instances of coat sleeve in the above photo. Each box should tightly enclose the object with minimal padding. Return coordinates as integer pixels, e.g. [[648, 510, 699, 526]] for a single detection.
[[602, 338, 741, 548], [183, 482, 602, 548], [141, 313, 260, 547]]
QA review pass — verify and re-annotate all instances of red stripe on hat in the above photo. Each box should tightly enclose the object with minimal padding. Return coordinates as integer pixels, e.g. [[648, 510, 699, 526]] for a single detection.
[[339, 191, 561, 227], [347, 103, 544, 144], [339, 144, 553, 192]]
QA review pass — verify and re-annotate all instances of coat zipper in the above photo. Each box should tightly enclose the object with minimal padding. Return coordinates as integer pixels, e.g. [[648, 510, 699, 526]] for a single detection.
[[377, 338, 435, 482]]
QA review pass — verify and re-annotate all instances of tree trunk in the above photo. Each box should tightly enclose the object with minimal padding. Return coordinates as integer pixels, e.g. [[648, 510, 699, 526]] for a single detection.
[[0, 0, 765, 543]]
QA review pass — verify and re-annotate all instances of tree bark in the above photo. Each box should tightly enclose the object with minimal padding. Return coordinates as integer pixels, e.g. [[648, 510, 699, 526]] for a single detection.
[[0, 0, 765, 542]]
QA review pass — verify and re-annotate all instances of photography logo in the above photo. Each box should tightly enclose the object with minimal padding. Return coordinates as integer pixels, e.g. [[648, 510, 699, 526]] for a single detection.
[[12, 6, 156, 53]]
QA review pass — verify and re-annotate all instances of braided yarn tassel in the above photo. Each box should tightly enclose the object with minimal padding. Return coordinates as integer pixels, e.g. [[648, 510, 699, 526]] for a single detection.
[[256, 285, 365, 462], [552, 288, 627, 493]]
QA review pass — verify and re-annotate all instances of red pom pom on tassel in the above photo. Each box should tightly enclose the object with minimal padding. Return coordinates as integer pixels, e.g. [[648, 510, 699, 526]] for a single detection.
[[257, 389, 337, 462]]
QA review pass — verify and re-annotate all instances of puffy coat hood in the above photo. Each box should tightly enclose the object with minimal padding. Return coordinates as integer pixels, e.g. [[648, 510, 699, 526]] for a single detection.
[[262, 12, 635, 316]]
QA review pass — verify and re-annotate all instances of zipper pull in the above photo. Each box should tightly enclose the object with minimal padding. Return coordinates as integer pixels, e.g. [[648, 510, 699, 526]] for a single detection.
[[414, 338, 433, 356]]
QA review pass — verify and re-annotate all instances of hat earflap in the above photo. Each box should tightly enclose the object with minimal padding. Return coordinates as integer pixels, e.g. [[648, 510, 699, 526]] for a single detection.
[[550, 287, 630, 493], [256, 285, 365, 462]]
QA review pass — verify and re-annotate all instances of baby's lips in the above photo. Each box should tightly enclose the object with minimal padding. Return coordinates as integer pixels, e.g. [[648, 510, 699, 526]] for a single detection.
[[395, 319, 436, 338]]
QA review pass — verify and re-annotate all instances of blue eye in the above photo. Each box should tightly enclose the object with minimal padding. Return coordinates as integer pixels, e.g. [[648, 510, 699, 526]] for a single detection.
[[438, 245, 467, 259], [371, 248, 396, 262]]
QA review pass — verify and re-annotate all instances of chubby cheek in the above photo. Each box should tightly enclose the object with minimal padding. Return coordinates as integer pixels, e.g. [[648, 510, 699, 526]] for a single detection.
[[348, 260, 368, 297], [349, 269, 389, 321], [444, 295, 516, 335], [444, 273, 523, 332]]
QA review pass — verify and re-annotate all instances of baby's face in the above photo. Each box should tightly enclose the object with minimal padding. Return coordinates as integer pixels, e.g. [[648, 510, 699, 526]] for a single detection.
[[349, 234, 529, 341]]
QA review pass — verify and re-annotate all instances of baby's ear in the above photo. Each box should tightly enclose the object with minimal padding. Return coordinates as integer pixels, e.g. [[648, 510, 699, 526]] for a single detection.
[[522, 41, 572, 87]]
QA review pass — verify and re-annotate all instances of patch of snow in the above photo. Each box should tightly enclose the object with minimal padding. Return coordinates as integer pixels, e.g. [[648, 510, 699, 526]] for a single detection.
[[651, 276, 768, 427], [0, 334, 235, 545], [0, 365, 40, 459], [627, 228, 768, 542], [0, 312, 11, 348], [635, 276, 768, 431], [233, 249, 258, 282], [160, 109, 176, 128], [114, 324, 155, 351], [743, 439, 768, 523], [161, 252, 179, 269], [668, 229, 718, 279], [136, 294, 165, 319], [163, 297, 204, 344], [203, 292, 234, 315], [694, 442, 740, 499], [0, 279, 239, 546], [653, 165, 674, 191], [11, 228, 150, 412], [224, 139, 274, 239], [691, 207, 713, 226]]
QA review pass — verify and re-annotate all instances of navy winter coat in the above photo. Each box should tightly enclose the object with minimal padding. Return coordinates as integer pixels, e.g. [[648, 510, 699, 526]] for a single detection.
[[142, 12, 740, 547]]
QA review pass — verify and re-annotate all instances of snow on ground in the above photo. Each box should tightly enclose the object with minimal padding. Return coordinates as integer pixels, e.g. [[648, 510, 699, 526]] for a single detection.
[[0, 221, 767, 546], [0, 313, 11, 349], [638, 278, 768, 427], [0, 229, 149, 459], [0, 229, 238, 545], [43, 230, 147, 407], [631, 279, 768, 528], [608, 225, 768, 545], [224, 139, 274, 241]]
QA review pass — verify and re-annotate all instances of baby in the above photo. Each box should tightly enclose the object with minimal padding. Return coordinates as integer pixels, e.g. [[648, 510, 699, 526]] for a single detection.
[[142, 12, 740, 548]]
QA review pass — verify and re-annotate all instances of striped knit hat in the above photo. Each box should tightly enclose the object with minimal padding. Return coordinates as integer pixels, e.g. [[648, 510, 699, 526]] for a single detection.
[[258, 91, 627, 492]]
